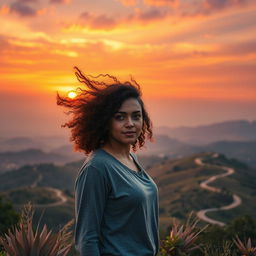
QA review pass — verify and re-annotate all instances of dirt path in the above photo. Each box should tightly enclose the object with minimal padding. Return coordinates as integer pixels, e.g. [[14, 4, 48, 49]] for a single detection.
[[195, 154, 242, 226], [31, 167, 43, 188], [32, 186, 68, 208], [15, 167, 68, 208]]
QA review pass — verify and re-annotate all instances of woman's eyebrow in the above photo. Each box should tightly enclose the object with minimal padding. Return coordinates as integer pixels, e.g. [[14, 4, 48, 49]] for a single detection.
[[116, 111, 141, 114]]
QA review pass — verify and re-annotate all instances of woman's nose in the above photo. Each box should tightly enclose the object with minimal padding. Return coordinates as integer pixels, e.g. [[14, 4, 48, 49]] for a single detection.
[[125, 117, 134, 127]]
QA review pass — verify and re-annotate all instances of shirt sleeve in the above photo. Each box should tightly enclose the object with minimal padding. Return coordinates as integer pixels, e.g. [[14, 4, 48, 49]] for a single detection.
[[74, 164, 110, 256]]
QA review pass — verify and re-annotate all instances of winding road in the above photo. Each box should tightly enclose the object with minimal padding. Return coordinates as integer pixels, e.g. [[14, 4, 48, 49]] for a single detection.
[[195, 153, 242, 226], [32, 186, 68, 208], [15, 167, 68, 208], [31, 167, 43, 188]]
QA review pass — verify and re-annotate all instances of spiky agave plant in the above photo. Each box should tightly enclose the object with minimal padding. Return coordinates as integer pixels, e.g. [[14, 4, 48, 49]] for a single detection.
[[234, 235, 256, 256], [0, 202, 74, 256], [201, 240, 235, 256], [160, 212, 209, 256]]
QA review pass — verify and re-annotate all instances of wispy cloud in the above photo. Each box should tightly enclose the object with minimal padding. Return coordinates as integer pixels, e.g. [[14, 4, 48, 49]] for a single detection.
[[0, 0, 255, 102], [204, 0, 249, 10], [61, 0, 256, 32], [10, 1, 37, 17], [116, 0, 138, 6], [49, 0, 72, 4], [79, 11, 117, 29], [70, 7, 168, 30], [182, 0, 254, 16], [128, 7, 168, 22], [144, 0, 179, 7]]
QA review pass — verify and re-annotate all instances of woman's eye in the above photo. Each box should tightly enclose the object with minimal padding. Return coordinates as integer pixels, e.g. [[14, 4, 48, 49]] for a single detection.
[[115, 115, 124, 121], [133, 114, 142, 120]]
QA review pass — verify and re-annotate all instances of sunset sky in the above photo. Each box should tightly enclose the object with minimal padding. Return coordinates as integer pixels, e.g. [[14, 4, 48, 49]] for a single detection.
[[1, 0, 256, 137]]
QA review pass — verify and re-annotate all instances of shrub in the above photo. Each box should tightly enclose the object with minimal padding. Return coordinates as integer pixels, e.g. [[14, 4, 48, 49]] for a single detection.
[[0, 203, 74, 256], [160, 212, 208, 256]]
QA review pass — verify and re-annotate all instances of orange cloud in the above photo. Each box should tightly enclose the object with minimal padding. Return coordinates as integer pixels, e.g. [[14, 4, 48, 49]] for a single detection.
[[79, 12, 117, 30], [1, 0, 255, 103], [9, 1, 37, 17], [204, 0, 251, 10], [128, 7, 168, 22], [64, 7, 169, 31], [49, 0, 72, 4], [37, 7, 49, 15], [144, 0, 179, 7], [116, 0, 138, 6], [0, 4, 10, 14]]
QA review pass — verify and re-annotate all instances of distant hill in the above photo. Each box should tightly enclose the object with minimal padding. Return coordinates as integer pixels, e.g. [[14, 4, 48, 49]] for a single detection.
[[1, 152, 255, 235], [140, 135, 198, 157], [1, 187, 60, 205], [0, 165, 38, 191], [155, 119, 256, 145], [147, 152, 256, 232], [0, 160, 82, 232], [49, 144, 85, 161], [0, 136, 70, 152], [0, 137, 48, 152], [201, 140, 256, 167], [0, 161, 83, 192], [2, 119, 255, 151], [138, 135, 256, 168], [1, 119, 255, 169], [0, 149, 82, 173]]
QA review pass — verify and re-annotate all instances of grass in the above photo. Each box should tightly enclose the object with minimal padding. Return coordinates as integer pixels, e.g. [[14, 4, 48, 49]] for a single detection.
[[1, 187, 59, 205]]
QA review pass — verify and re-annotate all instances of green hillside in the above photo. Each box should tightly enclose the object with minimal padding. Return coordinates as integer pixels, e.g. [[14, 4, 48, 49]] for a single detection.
[[0, 161, 84, 193], [1, 187, 60, 205], [0, 152, 255, 242], [0, 165, 38, 191], [146, 152, 256, 236]]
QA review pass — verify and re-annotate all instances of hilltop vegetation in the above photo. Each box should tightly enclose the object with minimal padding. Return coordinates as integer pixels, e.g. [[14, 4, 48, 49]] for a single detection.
[[0, 151, 256, 241], [0, 165, 38, 192], [146, 152, 256, 235], [1, 187, 59, 205], [0, 161, 83, 193]]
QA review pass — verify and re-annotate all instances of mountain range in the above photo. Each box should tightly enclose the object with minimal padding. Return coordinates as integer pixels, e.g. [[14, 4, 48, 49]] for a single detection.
[[155, 119, 256, 145], [0, 152, 255, 237], [1, 120, 256, 173]]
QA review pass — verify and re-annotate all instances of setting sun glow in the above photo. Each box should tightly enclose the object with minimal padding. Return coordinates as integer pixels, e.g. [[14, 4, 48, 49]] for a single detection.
[[67, 91, 77, 99], [1, 0, 256, 135]]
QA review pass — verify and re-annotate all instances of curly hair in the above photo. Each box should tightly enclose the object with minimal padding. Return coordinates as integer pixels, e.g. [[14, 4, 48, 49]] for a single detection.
[[56, 66, 153, 155]]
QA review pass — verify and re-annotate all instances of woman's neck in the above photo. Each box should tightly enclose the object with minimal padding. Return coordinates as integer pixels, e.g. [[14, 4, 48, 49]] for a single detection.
[[101, 142, 131, 160]]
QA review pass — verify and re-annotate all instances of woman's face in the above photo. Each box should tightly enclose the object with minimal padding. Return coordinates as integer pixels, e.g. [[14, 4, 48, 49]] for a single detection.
[[108, 98, 143, 147]]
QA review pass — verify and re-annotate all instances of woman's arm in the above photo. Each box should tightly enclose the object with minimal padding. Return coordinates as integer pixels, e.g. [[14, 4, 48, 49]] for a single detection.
[[74, 165, 109, 255]]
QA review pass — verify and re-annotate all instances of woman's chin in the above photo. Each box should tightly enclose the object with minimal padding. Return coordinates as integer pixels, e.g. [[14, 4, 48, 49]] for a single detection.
[[122, 138, 137, 145]]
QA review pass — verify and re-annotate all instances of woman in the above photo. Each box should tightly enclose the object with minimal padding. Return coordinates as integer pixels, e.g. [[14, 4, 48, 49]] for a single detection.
[[57, 67, 159, 256]]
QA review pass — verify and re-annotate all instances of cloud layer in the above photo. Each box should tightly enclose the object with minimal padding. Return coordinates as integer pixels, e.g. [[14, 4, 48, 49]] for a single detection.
[[0, 0, 255, 102], [10, 1, 37, 16]]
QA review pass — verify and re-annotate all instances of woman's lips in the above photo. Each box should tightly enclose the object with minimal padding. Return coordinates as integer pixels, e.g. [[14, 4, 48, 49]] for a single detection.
[[123, 132, 136, 135]]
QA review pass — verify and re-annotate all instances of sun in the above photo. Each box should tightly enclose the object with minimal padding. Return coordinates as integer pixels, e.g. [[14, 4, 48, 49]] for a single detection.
[[67, 91, 77, 99]]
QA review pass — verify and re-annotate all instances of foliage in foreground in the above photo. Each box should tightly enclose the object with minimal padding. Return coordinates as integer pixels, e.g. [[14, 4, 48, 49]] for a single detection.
[[160, 212, 209, 256], [0, 196, 19, 235], [160, 212, 256, 256], [1, 202, 256, 256], [0, 203, 74, 256], [234, 236, 256, 256]]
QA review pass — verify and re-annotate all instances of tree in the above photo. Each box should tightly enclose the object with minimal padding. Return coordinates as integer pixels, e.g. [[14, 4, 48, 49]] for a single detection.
[[0, 196, 19, 235]]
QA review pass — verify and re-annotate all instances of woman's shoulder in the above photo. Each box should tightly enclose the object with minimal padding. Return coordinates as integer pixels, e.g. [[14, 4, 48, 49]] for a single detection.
[[89, 148, 113, 167], [77, 149, 112, 176], [130, 151, 138, 161]]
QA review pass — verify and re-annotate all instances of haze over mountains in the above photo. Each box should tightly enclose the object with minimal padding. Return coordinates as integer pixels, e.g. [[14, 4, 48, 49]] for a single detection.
[[0, 118, 255, 236], [0, 119, 255, 172], [155, 119, 256, 145], [1, 151, 255, 235]]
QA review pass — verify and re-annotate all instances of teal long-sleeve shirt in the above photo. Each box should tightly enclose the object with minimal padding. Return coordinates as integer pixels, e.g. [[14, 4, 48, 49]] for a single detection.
[[74, 148, 159, 256]]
